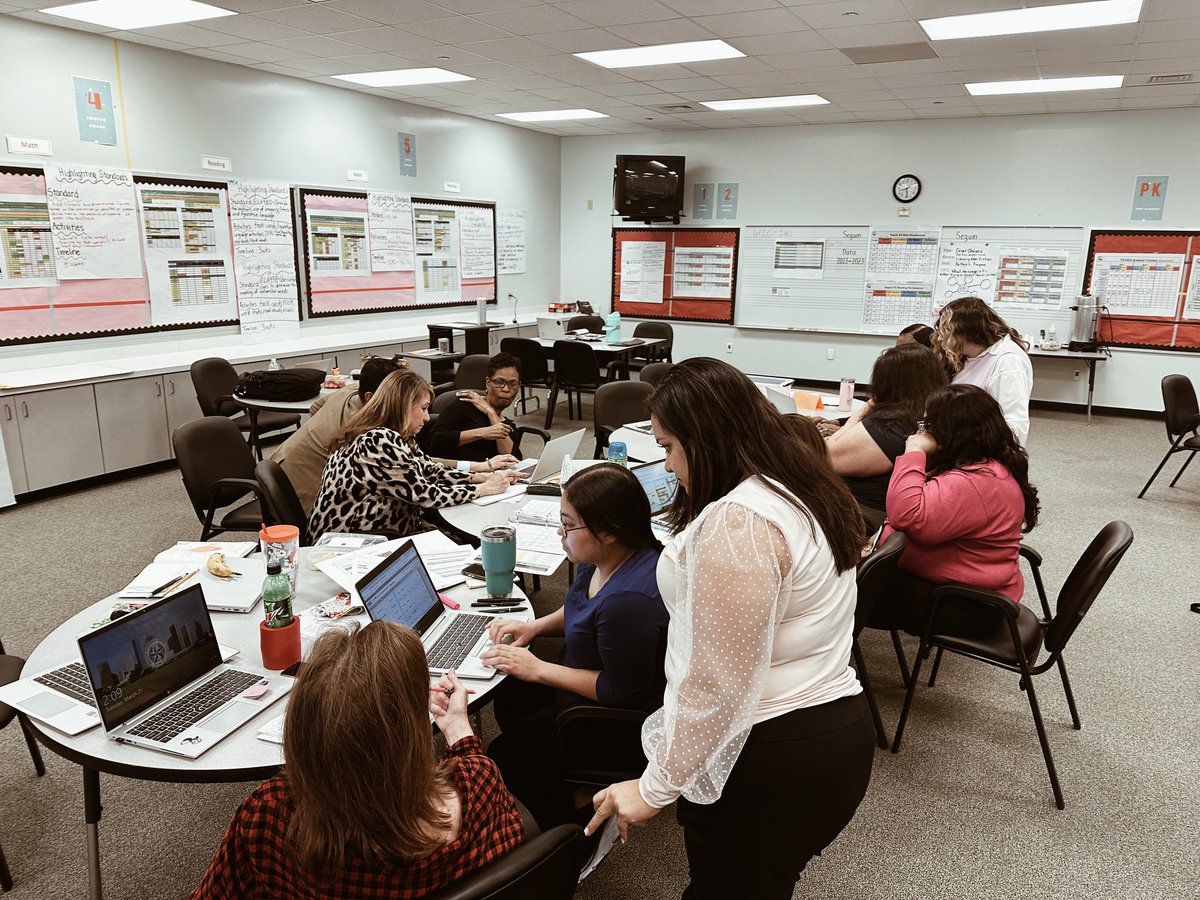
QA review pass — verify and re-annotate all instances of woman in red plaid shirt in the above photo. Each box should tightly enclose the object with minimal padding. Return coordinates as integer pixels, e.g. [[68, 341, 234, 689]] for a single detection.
[[190, 622, 525, 899]]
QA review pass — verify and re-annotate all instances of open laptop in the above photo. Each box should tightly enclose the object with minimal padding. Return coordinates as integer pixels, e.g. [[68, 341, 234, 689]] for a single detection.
[[513, 427, 586, 482], [631, 460, 678, 533], [761, 385, 798, 414], [76, 584, 290, 758], [537, 315, 569, 340], [357, 540, 498, 680]]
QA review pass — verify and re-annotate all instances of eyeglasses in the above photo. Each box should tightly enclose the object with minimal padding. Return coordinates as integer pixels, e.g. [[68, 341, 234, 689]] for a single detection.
[[556, 522, 588, 535], [488, 378, 520, 390]]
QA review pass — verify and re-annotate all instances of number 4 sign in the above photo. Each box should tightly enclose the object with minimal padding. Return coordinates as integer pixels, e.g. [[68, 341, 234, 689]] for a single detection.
[[716, 183, 739, 220]]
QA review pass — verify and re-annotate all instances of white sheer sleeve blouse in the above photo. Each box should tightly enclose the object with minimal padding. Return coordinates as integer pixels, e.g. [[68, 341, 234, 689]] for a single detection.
[[638, 477, 861, 809]]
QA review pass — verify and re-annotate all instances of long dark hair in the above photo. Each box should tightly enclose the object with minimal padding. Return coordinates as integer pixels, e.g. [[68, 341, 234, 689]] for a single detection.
[[934, 296, 1028, 374], [868, 343, 948, 431], [647, 358, 864, 573], [562, 463, 662, 552], [923, 384, 1040, 532]]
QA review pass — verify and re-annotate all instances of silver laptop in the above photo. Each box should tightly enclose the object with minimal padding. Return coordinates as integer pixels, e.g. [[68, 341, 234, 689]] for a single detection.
[[761, 385, 798, 414], [514, 428, 586, 482], [77, 584, 290, 758], [537, 315, 569, 340], [357, 540, 498, 680], [0, 657, 103, 735], [631, 459, 677, 533]]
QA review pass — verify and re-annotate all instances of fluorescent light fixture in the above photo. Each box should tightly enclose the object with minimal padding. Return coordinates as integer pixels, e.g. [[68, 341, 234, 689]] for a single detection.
[[496, 109, 608, 122], [966, 74, 1124, 95], [42, 0, 235, 29], [333, 68, 473, 87], [701, 94, 830, 111], [575, 40, 744, 69], [921, 0, 1142, 41]]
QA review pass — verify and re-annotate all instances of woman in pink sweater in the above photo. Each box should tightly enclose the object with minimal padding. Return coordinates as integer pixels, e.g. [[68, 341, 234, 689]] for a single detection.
[[880, 384, 1040, 637]]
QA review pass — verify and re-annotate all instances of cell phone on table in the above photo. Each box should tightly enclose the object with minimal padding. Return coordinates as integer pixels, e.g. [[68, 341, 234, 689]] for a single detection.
[[461, 562, 487, 580]]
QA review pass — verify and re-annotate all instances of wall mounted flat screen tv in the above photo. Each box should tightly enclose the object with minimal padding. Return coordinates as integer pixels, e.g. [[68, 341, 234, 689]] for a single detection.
[[613, 155, 685, 220]]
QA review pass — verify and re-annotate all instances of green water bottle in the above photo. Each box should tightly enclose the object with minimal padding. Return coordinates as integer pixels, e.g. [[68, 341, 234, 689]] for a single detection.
[[262, 560, 294, 628]]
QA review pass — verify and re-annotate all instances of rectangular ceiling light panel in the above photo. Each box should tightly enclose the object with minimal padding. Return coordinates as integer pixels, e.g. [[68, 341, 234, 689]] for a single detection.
[[701, 94, 829, 111], [575, 40, 744, 69], [966, 74, 1125, 95], [496, 109, 608, 122], [333, 68, 474, 86], [42, 0, 236, 29], [921, 0, 1143, 41]]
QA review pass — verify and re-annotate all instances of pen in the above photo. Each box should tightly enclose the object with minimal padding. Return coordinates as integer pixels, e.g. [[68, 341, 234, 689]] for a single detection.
[[429, 686, 476, 695], [472, 600, 527, 607], [477, 606, 524, 614], [157, 569, 197, 596]]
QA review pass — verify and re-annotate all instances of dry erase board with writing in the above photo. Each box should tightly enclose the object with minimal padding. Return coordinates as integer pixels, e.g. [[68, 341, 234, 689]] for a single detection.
[[735, 223, 1086, 339], [299, 189, 496, 319], [611, 228, 738, 324], [0, 165, 245, 344], [1085, 230, 1200, 350]]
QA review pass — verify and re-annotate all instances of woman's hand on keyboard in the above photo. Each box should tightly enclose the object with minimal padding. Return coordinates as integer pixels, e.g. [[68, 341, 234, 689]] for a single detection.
[[480, 645, 543, 683], [488, 618, 539, 648]]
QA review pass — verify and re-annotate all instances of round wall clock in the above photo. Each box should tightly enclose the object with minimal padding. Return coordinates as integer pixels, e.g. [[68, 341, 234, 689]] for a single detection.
[[892, 174, 921, 203]]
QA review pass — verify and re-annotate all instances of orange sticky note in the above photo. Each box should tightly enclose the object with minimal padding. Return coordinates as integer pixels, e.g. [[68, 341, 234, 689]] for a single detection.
[[792, 390, 821, 410]]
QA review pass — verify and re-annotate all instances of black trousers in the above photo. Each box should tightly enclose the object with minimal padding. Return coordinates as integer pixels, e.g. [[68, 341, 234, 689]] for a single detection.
[[676, 693, 876, 900], [486, 678, 563, 827]]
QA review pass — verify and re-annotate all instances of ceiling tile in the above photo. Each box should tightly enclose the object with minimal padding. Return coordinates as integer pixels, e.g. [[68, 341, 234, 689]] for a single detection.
[[219, 41, 309, 62], [790, 0, 911, 29], [604, 17, 717, 44], [1036, 45, 1134, 66], [128, 22, 247, 47], [388, 44, 492, 65], [692, 8, 807, 38], [1136, 17, 1200, 41], [528, 27, 634, 53], [256, 4, 375, 34], [1030, 23, 1139, 50], [474, 5, 594, 36], [402, 16, 514, 43], [555, 0, 682, 28], [321, 0, 463, 25], [943, 51, 1038, 71], [491, 73, 572, 90], [195, 15, 309, 42], [116, 32, 192, 51], [285, 58, 359, 76], [816, 21, 928, 49], [434, 0, 546, 12], [460, 35, 563, 59], [327, 52, 418, 70], [645, 75, 726, 92], [203, 0, 304, 11], [187, 46, 262, 64], [731, 29, 835, 55], [333, 28, 442, 52], [268, 35, 369, 56], [1132, 39, 1200, 59], [930, 34, 1033, 57]]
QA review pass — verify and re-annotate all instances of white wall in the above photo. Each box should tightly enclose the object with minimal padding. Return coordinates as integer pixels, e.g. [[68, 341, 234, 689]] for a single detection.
[[560, 111, 1200, 411], [0, 17, 561, 368]]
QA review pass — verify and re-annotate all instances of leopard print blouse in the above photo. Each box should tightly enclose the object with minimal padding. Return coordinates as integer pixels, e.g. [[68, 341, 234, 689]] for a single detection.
[[308, 427, 477, 539]]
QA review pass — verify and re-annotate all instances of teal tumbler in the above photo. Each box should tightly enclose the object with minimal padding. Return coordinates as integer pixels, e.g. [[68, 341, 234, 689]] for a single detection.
[[480, 525, 517, 599]]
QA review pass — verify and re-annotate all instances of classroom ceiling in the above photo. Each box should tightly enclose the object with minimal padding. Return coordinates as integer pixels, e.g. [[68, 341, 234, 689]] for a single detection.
[[5, 0, 1200, 136]]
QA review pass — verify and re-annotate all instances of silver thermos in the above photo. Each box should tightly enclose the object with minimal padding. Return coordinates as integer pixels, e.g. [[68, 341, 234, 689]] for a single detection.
[[1068, 296, 1102, 351]]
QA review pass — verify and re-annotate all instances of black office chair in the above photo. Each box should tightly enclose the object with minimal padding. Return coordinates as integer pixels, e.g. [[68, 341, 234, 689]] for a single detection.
[[423, 389, 549, 460], [454, 355, 491, 392], [501, 337, 554, 415], [891, 521, 1134, 810], [637, 361, 673, 387], [190, 357, 300, 456], [423, 824, 585, 900], [592, 381, 653, 459], [254, 459, 309, 546], [173, 417, 268, 541], [1138, 374, 1200, 498], [852, 530, 908, 749], [566, 315, 604, 334], [626, 321, 674, 375], [554, 704, 650, 819], [544, 340, 624, 430], [1, 635, 48, 893]]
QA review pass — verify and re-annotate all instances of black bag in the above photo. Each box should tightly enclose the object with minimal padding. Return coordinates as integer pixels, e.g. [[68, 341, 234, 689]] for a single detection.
[[234, 368, 324, 402]]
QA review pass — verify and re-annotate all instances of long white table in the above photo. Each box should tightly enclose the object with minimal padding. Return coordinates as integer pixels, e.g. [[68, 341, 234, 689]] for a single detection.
[[1027, 346, 1108, 424], [24, 547, 526, 900]]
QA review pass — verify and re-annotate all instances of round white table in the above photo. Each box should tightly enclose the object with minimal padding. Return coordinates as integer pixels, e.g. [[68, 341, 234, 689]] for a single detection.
[[24, 547, 526, 900]]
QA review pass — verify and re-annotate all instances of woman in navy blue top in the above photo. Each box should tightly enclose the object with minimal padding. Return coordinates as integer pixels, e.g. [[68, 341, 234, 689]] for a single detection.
[[482, 463, 667, 827]]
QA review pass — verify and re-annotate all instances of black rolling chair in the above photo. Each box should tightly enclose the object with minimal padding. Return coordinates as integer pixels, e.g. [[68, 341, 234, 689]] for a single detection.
[[423, 824, 585, 900], [190, 357, 300, 457], [626, 321, 674, 375], [423, 389, 549, 460], [454, 355, 491, 392], [173, 417, 268, 541], [1, 635, 48, 893], [638, 361, 673, 387], [592, 381, 653, 459], [501, 337, 554, 415], [1139, 374, 1200, 498], [254, 459, 310, 545], [544, 340, 624, 430], [852, 530, 908, 749], [891, 521, 1134, 810], [566, 314, 604, 334], [553, 704, 650, 818]]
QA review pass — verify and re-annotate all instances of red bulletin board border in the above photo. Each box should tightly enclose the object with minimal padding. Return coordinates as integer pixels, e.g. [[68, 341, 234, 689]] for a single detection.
[[611, 228, 738, 325], [299, 189, 496, 320], [1084, 230, 1200, 351]]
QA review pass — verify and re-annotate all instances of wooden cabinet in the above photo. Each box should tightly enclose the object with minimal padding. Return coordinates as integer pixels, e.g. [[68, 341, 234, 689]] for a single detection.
[[95, 376, 170, 473], [0, 397, 27, 495], [163, 371, 202, 452], [11, 385, 104, 491]]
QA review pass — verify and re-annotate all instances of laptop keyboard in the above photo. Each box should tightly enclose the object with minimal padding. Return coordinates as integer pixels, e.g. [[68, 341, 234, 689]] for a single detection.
[[34, 661, 97, 707], [127, 669, 261, 743], [427, 614, 492, 670]]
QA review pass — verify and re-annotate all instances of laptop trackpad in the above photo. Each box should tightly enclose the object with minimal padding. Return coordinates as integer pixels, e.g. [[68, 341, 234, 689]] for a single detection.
[[22, 691, 76, 718], [199, 702, 252, 733]]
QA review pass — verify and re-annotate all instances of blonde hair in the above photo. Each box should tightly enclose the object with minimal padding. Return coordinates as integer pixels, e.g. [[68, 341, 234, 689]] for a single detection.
[[332, 369, 433, 449], [934, 297, 1027, 374], [283, 622, 454, 873]]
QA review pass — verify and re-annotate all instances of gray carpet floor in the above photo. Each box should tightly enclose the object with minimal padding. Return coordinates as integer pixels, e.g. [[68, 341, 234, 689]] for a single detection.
[[1, 398, 1197, 899]]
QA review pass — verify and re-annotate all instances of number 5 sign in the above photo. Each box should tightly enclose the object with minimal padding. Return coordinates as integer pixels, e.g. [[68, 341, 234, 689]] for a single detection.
[[716, 183, 739, 220]]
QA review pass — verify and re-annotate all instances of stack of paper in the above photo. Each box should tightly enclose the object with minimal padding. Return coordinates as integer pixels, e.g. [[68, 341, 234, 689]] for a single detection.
[[315, 530, 474, 594], [471, 483, 527, 506], [119, 563, 196, 599], [257, 712, 285, 745], [513, 499, 561, 527], [154, 541, 257, 564]]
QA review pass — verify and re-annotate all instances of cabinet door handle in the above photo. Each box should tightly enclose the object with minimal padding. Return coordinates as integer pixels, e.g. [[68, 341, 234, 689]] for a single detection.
[[155, 381, 162, 397], [169, 380, 176, 395], [3, 404, 10, 422], [21, 401, 29, 418]]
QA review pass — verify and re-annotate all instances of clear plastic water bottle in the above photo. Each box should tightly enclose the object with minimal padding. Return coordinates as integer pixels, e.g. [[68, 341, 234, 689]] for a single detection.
[[607, 441, 628, 467], [267, 358, 282, 371]]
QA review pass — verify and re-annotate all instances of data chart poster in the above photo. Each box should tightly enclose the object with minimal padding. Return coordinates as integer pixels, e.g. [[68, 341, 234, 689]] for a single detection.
[[73, 77, 117, 146]]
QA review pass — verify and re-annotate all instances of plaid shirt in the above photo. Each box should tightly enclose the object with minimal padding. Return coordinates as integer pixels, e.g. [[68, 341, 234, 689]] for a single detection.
[[190, 736, 525, 899]]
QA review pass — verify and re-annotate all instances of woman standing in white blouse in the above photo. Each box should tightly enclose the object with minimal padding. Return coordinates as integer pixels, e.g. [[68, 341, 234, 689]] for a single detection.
[[933, 296, 1034, 445], [586, 358, 876, 900]]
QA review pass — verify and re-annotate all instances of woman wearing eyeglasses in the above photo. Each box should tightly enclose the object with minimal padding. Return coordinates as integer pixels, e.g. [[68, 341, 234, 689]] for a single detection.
[[483, 463, 667, 826], [585, 358, 874, 900], [425, 352, 522, 461], [878, 384, 1040, 637]]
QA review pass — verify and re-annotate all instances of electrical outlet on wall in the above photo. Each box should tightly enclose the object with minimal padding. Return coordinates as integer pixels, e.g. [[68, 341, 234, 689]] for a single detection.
[[1073, 370, 1081, 380], [827, 348, 835, 360], [725, 342, 733, 354]]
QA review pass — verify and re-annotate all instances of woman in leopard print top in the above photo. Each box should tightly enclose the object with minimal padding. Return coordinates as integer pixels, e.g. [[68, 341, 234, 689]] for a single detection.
[[309, 370, 517, 539]]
